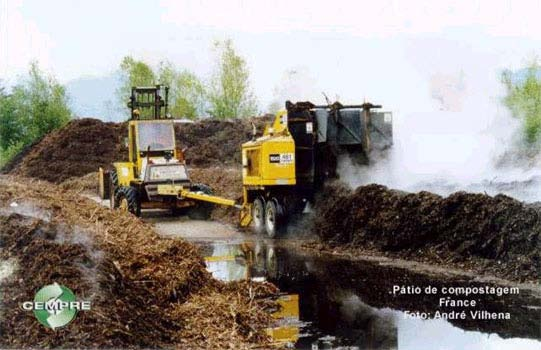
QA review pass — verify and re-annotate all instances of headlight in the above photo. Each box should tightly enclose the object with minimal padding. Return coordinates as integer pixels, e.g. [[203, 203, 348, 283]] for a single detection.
[[148, 165, 188, 181]]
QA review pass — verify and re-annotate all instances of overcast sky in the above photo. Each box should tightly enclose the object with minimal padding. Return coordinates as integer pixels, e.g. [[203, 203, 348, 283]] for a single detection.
[[2, 0, 541, 111]]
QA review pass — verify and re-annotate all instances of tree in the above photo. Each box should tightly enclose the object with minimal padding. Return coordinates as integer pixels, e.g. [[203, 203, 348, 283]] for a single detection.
[[118, 57, 207, 120], [208, 39, 258, 119], [10, 62, 71, 144], [501, 60, 541, 144], [118, 56, 156, 117], [172, 71, 206, 119], [157, 61, 206, 119], [0, 86, 20, 150], [157, 61, 176, 91], [0, 62, 71, 166]]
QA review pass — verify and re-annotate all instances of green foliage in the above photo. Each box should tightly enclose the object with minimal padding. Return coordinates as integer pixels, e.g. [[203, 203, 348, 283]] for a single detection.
[[0, 141, 25, 168], [0, 62, 71, 167], [119, 56, 156, 94], [158, 61, 207, 119], [208, 39, 258, 119], [0, 87, 20, 150], [172, 71, 206, 119], [118, 40, 256, 120], [118, 56, 156, 118], [119, 58, 206, 119], [501, 61, 541, 144]]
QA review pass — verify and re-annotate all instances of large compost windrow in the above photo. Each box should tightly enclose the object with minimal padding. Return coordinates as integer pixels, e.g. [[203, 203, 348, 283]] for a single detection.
[[176, 117, 271, 167], [2, 117, 270, 184], [313, 183, 541, 282], [2, 118, 127, 183], [0, 176, 277, 348]]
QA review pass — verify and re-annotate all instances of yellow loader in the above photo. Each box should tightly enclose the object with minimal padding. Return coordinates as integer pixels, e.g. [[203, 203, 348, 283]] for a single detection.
[[98, 85, 236, 217]]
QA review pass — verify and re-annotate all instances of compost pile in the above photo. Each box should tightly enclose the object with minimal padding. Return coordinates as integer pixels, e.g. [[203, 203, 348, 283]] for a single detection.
[[313, 183, 541, 282], [3, 116, 272, 184], [0, 176, 277, 348], [4, 118, 127, 184], [176, 116, 271, 167], [189, 167, 242, 224]]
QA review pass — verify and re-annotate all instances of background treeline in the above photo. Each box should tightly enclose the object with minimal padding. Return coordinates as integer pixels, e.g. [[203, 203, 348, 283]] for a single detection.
[[0, 62, 71, 167], [2, 39, 541, 167], [0, 39, 257, 166], [118, 39, 257, 120], [501, 60, 541, 145]]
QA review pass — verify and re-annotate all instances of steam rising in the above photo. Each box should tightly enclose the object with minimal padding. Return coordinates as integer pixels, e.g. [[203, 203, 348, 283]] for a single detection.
[[337, 71, 541, 202]]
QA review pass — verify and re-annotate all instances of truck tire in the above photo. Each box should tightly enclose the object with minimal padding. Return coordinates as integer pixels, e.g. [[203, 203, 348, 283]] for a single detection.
[[252, 198, 266, 235], [187, 183, 213, 220], [116, 186, 141, 217], [265, 199, 284, 238], [98, 169, 110, 200], [109, 170, 119, 209]]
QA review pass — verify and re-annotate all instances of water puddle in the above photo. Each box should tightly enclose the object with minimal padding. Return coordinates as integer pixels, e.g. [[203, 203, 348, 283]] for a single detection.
[[197, 239, 541, 349]]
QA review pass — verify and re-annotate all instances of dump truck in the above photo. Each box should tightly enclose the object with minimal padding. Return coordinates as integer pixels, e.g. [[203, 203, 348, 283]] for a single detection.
[[239, 101, 393, 237], [98, 85, 236, 217]]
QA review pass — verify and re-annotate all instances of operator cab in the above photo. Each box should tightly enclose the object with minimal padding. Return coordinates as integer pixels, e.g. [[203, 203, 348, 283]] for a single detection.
[[127, 85, 190, 189]]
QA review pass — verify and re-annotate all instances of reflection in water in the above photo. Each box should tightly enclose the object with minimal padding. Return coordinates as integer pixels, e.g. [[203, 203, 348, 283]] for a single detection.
[[201, 240, 541, 350]]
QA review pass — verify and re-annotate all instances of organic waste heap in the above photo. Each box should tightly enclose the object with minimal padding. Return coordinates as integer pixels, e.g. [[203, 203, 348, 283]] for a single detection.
[[314, 183, 541, 282], [175, 117, 270, 167], [2, 117, 270, 184], [0, 176, 277, 348], [2, 118, 127, 183]]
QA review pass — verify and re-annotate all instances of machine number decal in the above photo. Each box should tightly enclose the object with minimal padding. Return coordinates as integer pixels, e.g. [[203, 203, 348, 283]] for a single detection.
[[269, 153, 294, 164]]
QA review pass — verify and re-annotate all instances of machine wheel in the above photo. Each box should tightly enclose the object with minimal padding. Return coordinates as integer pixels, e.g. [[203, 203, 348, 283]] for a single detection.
[[109, 170, 119, 209], [115, 186, 141, 217], [187, 183, 213, 220], [98, 169, 110, 200], [265, 199, 284, 238], [170, 206, 188, 217], [252, 198, 266, 235], [266, 247, 278, 279]]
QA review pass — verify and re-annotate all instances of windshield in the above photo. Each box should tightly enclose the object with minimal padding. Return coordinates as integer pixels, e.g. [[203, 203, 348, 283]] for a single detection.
[[138, 122, 175, 151]]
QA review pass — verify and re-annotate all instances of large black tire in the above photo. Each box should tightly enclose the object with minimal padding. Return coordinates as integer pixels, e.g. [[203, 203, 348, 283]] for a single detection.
[[115, 186, 141, 217], [265, 198, 285, 238], [252, 198, 266, 235], [187, 183, 213, 220], [109, 170, 119, 209], [170, 206, 188, 217]]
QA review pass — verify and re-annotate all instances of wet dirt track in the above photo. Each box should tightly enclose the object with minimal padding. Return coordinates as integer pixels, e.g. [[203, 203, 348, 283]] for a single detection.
[[146, 211, 541, 350]]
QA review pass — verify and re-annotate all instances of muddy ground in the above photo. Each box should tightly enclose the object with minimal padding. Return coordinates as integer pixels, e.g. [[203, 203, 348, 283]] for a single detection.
[[0, 176, 278, 349], [312, 182, 541, 283]]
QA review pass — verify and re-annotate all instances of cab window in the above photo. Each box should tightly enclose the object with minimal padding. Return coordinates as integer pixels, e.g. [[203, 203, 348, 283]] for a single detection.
[[138, 123, 175, 151]]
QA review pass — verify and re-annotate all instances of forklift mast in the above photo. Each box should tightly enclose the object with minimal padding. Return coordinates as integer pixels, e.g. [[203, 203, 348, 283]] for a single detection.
[[128, 85, 169, 120]]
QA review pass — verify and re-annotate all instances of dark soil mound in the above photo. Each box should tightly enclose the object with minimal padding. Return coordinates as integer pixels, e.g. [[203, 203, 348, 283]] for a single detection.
[[4, 117, 271, 183], [314, 183, 541, 282], [6, 118, 127, 183], [176, 117, 271, 167]]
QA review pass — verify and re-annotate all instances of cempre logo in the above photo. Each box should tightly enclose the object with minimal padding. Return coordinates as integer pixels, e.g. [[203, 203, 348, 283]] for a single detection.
[[21, 282, 91, 329]]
